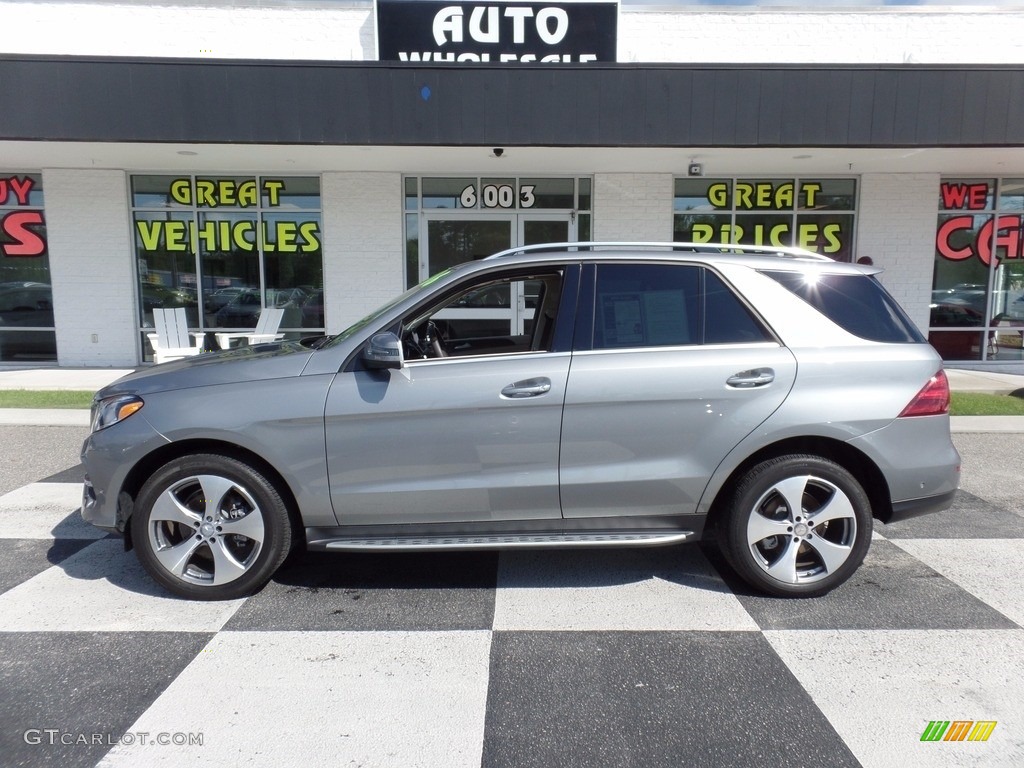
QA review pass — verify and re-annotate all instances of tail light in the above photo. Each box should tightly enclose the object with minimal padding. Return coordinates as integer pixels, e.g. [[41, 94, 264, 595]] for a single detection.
[[899, 370, 950, 417]]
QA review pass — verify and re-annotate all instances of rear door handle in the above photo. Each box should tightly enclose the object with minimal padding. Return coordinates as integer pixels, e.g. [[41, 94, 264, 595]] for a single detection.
[[501, 377, 552, 398], [726, 368, 775, 388]]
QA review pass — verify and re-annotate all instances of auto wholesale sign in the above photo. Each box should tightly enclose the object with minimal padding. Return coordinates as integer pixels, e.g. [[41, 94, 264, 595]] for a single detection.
[[376, 0, 618, 63]]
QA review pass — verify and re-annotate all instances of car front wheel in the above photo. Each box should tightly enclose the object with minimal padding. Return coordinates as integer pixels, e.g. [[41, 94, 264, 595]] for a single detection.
[[131, 453, 292, 600], [720, 454, 872, 597]]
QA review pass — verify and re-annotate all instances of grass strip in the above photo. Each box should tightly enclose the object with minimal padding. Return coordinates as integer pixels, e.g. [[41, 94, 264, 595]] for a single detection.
[[950, 391, 1024, 416], [0, 389, 95, 409]]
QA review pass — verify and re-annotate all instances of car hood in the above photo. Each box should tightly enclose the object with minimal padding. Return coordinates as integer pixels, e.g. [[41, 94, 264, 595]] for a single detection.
[[97, 341, 316, 399]]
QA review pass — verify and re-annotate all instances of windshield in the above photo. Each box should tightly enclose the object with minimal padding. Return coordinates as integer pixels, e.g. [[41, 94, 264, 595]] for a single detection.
[[319, 268, 455, 348]]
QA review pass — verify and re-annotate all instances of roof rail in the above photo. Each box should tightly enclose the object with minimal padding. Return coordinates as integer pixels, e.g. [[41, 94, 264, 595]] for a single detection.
[[483, 241, 834, 262]]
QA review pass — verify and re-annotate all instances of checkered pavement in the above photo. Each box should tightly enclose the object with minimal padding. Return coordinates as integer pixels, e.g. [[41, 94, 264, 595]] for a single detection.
[[1, 447, 1022, 768]]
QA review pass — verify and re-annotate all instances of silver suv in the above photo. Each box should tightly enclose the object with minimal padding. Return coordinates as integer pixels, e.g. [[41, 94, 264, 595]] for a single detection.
[[81, 243, 960, 600]]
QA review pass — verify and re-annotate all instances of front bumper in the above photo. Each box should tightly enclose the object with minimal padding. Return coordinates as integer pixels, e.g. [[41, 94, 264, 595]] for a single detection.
[[80, 412, 168, 534]]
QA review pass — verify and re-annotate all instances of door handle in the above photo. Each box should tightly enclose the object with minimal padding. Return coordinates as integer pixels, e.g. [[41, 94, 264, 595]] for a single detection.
[[501, 377, 552, 398], [726, 368, 775, 388]]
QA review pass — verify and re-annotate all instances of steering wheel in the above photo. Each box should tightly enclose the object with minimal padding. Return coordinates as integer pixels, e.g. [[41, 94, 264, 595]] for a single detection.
[[407, 320, 448, 358]]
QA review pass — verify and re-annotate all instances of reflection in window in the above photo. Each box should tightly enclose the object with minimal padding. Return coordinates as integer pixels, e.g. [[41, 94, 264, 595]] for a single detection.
[[1, 172, 55, 362], [131, 175, 324, 361], [932, 177, 1024, 361]]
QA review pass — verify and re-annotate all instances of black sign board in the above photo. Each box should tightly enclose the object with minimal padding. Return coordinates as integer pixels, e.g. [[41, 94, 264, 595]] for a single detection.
[[376, 0, 618, 63]]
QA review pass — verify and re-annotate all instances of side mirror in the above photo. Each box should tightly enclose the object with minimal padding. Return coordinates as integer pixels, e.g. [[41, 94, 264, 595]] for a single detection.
[[363, 332, 404, 370]]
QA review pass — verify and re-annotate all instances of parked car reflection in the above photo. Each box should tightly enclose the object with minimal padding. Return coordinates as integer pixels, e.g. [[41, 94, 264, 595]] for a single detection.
[[0, 281, 57, 360], [214, 288, 308, 328]]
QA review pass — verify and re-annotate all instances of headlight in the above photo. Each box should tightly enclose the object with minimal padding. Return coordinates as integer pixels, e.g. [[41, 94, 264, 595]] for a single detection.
[[91, 394, 144, 432]]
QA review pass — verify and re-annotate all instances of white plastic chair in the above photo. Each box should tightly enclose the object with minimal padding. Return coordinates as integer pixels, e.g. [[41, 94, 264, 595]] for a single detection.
[[214, 306, 286, 349], [147, 307, 206, 364]]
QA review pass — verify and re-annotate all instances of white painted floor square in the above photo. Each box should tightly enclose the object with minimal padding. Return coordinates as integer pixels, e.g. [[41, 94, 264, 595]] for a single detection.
[[890, 539, 1024, 628], [0, 539, 243, 632], [493, 548, 759, 631], [98, 630, 492, 768], [765, 629, 1024, 768], [0, 482, 103, 540]]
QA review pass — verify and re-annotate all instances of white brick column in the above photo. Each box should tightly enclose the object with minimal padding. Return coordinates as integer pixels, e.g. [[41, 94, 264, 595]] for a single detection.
[[856, 173, 940, 333], [321, 173, 404, 333], [43, 169, 138, 366], [593, 174, 674, 242]]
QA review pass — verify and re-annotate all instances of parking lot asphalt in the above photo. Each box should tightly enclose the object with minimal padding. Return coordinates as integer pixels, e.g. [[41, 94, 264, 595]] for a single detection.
[[0, 419, 1021, 767]]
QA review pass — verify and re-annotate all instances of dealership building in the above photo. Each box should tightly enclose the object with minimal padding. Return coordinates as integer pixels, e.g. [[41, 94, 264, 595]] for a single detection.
[[2, 0, 1024, 369]]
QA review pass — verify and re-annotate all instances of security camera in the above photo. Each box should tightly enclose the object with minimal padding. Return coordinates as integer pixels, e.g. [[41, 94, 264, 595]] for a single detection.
[[493, 147, 504, 158], [688, 162, 703, 177]]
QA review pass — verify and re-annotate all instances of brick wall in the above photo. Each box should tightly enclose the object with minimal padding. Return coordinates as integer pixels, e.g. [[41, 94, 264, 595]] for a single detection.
[[856, 173, 940, 333], [593, 174, 673, 242], [43, 169, 138, 367], [321, 172, 404, 333]]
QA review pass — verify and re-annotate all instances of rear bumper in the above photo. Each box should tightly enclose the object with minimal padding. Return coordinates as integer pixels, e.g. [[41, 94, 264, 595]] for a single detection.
[[883, 488, 958, 524], [847, 414, 961, 518]]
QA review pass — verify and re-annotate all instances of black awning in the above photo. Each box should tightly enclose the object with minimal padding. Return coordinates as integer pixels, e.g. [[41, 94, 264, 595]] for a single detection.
[[1, 56, 1021, 148]]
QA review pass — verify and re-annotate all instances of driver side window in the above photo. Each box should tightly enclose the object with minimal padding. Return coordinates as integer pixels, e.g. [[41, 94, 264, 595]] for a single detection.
[[402, 270, 564, 360]]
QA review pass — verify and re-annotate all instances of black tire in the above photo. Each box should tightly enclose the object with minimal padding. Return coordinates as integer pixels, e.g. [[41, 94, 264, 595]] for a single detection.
[[131, 453, 292, 600], [719, 454, 872, 598]]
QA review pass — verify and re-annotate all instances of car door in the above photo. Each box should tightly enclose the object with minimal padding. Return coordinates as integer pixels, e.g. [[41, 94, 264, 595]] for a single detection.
[[559, 261, 797, 519], [325, 265, 577, 526]]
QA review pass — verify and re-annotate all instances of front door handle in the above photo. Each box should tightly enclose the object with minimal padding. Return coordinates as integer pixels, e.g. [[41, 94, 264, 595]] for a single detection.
[[501, 377, 552, 398], [726, 368, 775, 388]]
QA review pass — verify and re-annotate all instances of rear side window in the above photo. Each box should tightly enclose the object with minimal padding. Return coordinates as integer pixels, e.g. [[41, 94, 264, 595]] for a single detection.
[[590, 263, 773, 349], [594, 264, 699, 348], [762, 270, 925, 343]]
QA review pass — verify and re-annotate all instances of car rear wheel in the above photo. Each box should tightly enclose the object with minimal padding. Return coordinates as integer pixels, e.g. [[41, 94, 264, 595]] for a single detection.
[[131, 453, 292, 600], [720, 455, 872, 597]]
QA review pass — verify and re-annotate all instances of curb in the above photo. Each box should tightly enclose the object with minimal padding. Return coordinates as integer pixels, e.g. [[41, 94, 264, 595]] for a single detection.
[[0, 409, 91, 427]]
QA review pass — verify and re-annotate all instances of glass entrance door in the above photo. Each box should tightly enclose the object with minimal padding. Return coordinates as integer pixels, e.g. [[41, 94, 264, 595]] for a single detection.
[[520, 215, 572, 248]]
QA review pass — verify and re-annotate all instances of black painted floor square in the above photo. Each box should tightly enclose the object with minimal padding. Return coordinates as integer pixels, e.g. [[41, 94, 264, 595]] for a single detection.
[[708, 539, 1019, 630], [224, 550, 499, 631], [482, 630, 859, 768], [879, 490, 1024, 539], [0, 538, 95, 596], [0, 632, 212, 768]]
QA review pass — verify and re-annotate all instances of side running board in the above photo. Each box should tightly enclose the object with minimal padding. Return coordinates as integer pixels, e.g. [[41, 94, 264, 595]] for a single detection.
[[311, 530, 696, 552]]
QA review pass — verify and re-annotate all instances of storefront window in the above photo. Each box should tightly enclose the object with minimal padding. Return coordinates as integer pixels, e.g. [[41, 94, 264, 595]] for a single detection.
[[931, 178, 1024, 362], [673, 177, 858, 261], [131, 175, 324, 361], [0, 173, 56, 362]]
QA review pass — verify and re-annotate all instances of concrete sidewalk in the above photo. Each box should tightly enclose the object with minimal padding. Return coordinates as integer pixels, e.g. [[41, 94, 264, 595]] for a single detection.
[[0, 365, 1023, 431]]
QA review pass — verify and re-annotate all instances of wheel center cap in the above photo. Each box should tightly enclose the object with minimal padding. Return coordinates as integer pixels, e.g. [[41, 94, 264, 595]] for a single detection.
[[200, 523, 215, 536], [793, 523, 809, 537]]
